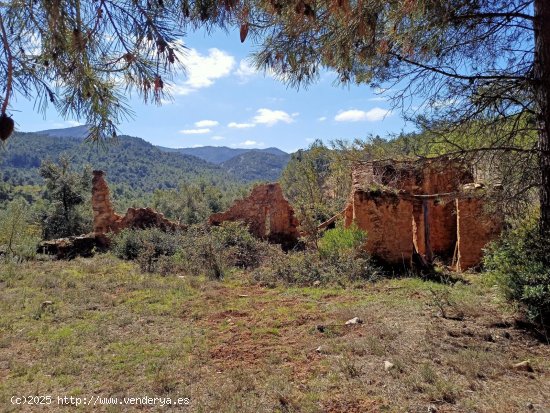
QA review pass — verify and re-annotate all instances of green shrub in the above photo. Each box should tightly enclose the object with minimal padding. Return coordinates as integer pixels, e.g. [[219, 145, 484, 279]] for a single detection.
[[176, 222, 271, 279], [318, 223, 367, 261], [484, 214, 550, 329], [178, 224, 227, 279], [111, 228, 181, 273], [211, 221, 270, 269], [253, 248, 380, 287], [0, 198, 42, 261]]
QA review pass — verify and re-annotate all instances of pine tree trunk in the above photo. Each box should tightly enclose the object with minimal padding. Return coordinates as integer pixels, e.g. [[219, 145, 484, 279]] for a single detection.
[[534, 0, 550, 242]]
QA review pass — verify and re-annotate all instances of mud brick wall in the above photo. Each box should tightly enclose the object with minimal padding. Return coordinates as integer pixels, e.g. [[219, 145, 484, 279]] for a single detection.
[[92, 171, 182, 235], [456, 196, 503, 271], [348, 158, 498, 269], [92, 170, 121, 234], [412, 200, 426, 256], [352, 190, 414, 266], [209, 183, 300, 248], [420, 161, 474, 194], [426, 199, 457, 257]]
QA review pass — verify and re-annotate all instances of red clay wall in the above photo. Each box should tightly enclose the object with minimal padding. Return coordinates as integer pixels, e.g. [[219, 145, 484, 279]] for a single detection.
[[349, 159, 497, 270], [92, 170, 182, 234], [92, 170, 121, 234], [456, 197, 503, 271], [427, 199, 457, 257], [352, 190, 414, 267], [209, 183, 300, 248]]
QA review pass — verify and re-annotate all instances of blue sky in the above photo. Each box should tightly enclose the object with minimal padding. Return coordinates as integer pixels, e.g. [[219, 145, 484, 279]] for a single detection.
[[14, 28, 412, 153]]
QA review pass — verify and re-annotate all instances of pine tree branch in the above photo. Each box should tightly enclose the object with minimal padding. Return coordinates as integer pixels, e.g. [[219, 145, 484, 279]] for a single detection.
[[391, 52, 531, 82], [0, 12, 13, 114]]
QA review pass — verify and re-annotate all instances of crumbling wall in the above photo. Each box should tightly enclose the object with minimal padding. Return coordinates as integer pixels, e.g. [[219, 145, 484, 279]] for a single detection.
[[426, 199, 457, 257], [456, 195, 503, 271], [347, 158, 500, 270], [92, 170, 121, 234], [209, 183, 300, 248], [92, 170, 182, 235], [352, 190, 414, 266]]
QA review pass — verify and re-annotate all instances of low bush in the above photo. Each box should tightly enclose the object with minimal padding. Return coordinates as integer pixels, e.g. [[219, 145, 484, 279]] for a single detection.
[[109, 222, 380, 285], [253, 245, 380, 287], [0, 198, 42, 261], [111, 228, 182, 273], [318, 223, 367, 261], [484, 213, 550, 330], [178, 222, 272, 279]]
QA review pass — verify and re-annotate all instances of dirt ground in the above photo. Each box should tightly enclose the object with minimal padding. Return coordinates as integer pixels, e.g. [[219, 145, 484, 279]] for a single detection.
[[0, 256, 549, 412]]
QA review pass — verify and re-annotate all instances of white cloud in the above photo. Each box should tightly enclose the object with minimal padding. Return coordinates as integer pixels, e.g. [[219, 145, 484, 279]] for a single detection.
[[432, 98, 458, 108], [211, 135, 225, 141], [368, 96, 388, 102], [195, 120, 219, 128], [169, 48, 235, 95], [192, 144, 204, 148], [235, 59, 258, 81], [318, 116, 327, 122], [51, 120, 84, 128], [228, 122, 256, 129], [179, 128, 211, 135], [233, 140, 265, 148], [334, 108, 391, 122], [253, 108, 294, 127], [65, 120, 84, 127]]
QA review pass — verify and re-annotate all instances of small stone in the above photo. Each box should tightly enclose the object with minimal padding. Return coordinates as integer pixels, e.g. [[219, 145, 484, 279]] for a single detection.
[[313, 280, 321, 287], [315, 346, 322, 353], [513, 360, 534, 372], [527, 402, 534, 410], [384, 361, 395, 371], [427, 405, 437, 413], [345, 317, 363, 325], [41, 301, 54, 309], [482, 333, 495, 342]]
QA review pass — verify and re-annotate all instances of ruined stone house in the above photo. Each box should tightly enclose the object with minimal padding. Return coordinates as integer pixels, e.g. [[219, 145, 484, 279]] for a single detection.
[[91, 171, 300, 248], [92, 170, 183, 234], [86, 165, 499, 271], [209, 183, 300, 249], [343, 159, 502, 270]]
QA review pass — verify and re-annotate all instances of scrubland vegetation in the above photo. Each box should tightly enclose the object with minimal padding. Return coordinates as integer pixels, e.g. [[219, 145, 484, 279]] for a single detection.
[[1, 252, 549, 412], [1, 142, 550, 411]]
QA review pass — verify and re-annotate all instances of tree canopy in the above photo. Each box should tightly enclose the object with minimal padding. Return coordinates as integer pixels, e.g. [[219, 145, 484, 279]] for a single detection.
[[1, 0, 550, 238], [244, 0, 549, 238], [0, 0, 249, 140]]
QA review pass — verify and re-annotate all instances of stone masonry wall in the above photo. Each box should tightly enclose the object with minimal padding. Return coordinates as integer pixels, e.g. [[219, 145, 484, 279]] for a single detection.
[[347, 159, 500, 270], [92, 170, 121, 234]]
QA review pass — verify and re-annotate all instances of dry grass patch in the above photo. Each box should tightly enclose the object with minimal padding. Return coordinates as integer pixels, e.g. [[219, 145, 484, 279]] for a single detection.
[[0, 256, 549, 412]]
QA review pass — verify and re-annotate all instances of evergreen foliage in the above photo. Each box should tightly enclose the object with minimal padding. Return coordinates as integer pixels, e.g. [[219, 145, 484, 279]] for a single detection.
[[39, 157, 92, 239]]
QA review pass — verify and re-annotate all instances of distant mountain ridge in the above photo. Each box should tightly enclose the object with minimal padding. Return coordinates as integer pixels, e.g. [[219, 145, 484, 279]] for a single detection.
[[221, 151, 291, 182], [158, 145, 288, 164], [35, 125, 90, 139], [1, 126, 290, 187]]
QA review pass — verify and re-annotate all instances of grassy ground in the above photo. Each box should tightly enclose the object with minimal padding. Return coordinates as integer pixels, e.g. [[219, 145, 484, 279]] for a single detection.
[[0, 255, 549, 412]]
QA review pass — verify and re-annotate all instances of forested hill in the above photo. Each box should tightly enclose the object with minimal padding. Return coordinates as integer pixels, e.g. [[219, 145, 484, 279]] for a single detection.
[[0, 131, 232, 192], [0, 127, 291, 189], [221, 151, 291, 182], [160, 145, 288, 164]]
